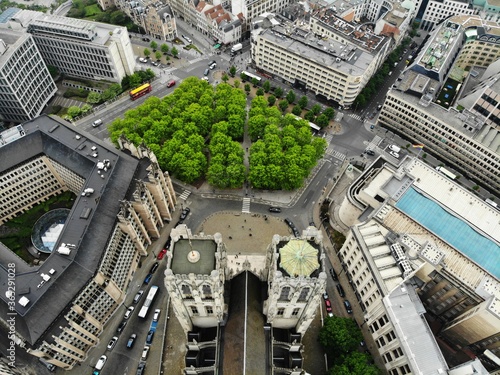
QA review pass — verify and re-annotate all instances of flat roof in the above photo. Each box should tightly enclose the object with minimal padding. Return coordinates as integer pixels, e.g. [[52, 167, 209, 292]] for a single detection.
[[171, 239, 217, 275], [0, 115, 140, 345]]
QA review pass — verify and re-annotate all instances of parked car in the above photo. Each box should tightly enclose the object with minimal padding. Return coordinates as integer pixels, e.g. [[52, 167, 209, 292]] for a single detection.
[[139, 57, 148, 63], [209, 62, 217, 70], [324, 299, 334, 317], [141, 346, 150, 361], [165, 237, 172, 249], [204, 68, 210, 76], [127, 333, 137, 348], [208, 60, 216, 66], [389, 151, 400, 158], [180, 207, 190, 220], [166, 79, 176, 88], [116, 320, 127, 334], [323, 292, 329, 300], [39, 358, 56, 372], [329, 268, 338, 281], [344, 300, 353, 314], [144, 273, 153, 285], [107, 336, 118, 351], [92, 119, 103, 127], [142, 37, 150, 42], [365, 150, 375, 156], [95, 355, 107, 370], [336, 283, 345, 297], [146, 330, 155, 345], [124, 306, 135, 320], [136, 362, 146, 375], [153, 309, 161, 322], [181, 34, 192, 43], [157, 248, 167, 260], [133, 290, 144, 304], [149, 262, 159, 274], [268, 207, 281, 213], [377, 104, 382, 110]]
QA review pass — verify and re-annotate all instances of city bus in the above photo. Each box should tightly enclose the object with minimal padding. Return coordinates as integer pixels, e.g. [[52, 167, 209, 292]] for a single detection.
[[138, 285, 158, 318], [129, 83, 152, 101], [241, 71, 262, 85], [436, 166, 457, 180]]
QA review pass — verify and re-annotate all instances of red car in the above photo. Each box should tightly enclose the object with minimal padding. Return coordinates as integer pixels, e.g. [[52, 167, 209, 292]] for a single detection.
[[166, 79, 176, 88], [157, 248, 167, 260], [324, 299, 334, 317]]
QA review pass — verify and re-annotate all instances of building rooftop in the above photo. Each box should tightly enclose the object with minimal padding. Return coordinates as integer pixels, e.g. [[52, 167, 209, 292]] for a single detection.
[[0, 115, 141, 345], [171, 238, 217, 275], [258, 25, 377, 78]]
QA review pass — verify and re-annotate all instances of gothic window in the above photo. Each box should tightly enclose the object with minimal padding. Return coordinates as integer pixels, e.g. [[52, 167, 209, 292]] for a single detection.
[[277, 308, 285, 316], [181, 284, 192, 297], [298, 287, 310, 301], [202, 284, 212, 298], [191, 306, 198, 314], [279, 286, 290, 301]]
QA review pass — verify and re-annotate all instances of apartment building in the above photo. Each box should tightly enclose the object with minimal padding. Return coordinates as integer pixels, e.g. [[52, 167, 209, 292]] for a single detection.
[[335, 156, 500, 372], [0, 116, 176, 370], [0, 31, 56, 124], [252, 19, 391, 108], [378, 17, 500, 195], [420, 0, 474, 31]]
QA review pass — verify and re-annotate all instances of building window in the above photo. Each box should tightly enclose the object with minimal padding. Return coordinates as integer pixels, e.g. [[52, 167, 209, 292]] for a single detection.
[[298, 287, 310, 301], [191, 306, 198, 315], [202, 284, 212, 298], [277, 308, 285, 316], [206, 306, 213, 314], [181, 284, 192, 297], [279, 286, 291, 301], [292, 308, 300, 316]]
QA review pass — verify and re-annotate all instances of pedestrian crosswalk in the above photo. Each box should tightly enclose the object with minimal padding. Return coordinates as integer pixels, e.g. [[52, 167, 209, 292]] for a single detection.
[[348, 113, 363, 121], [178, 190, 191, 200], [242, 198, 251, 213], [325, 148, 346, 161], [324, 133, 333, 145]]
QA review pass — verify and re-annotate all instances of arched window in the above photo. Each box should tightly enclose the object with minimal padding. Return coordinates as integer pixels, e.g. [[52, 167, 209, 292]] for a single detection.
[[181, 284, 192, 298], [298, 287, 310, 301], [202, 284, 212, 298], [279, 286, 291, 301]]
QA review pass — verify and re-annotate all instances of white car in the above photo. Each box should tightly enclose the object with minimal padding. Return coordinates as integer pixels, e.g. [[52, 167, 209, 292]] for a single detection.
[[107, 336, 118, 351], [95, 355, 107, 370], [139, 57, 148, 63], [153, 308, 161, 322], [124, 306, 135, 320], [92, 119, 103, 127], [141, 346, 150, 361], [389, 150, 399, 158], [209, 63, 217, 70]]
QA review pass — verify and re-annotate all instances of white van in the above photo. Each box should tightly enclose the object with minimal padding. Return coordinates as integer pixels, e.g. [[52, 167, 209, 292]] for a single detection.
[[93, 119, 103, 127], [95, 355, 107, 370], [389, 144, 401, 153]]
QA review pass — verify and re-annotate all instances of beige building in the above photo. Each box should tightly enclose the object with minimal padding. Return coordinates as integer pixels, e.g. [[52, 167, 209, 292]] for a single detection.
[[0, 116, 176, 370], [334, 156, 500, 372]]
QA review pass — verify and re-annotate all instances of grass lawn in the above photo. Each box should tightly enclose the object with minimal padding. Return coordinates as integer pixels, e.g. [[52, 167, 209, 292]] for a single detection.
[[84, 4, 101, 16]]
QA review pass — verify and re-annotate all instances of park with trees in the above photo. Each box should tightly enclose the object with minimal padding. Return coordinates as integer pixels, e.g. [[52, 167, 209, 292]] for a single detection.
[[109, 77, 327, 190]]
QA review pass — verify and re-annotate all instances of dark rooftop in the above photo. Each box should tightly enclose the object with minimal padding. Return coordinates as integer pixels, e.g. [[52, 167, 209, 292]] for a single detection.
[[0, 115, 140, 345], [171, 239, 217, 275]]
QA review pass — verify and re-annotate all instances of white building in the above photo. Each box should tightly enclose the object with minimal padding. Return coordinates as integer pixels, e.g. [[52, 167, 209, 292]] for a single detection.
[[420, 0, 474, 31], [0, 31, 56, 124]]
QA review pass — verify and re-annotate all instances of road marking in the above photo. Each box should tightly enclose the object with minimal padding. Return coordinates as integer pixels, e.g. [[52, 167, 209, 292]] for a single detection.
[[178, 190, 191, 200], [325, 148, 346, 161], [242, 198, 251, 213]]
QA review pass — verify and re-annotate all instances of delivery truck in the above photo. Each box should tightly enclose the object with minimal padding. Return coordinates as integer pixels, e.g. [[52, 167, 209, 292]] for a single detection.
[[231, 43, 242, 55]]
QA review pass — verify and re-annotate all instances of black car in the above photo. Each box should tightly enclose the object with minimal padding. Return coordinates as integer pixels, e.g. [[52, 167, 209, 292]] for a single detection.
[[336, 283, 345, 297], [365, 150, 375, 156], [344, 300, 353, 314], [165, 237, 172, 249], [329, 268, 338, 281], [116, 320, 127, 334], [269, 207, 281, 213], [136, 362, 146, 375], [180, 207, 190, 220], [142, 37, 150, 42], [146, 330, 155, 345], [149, 262, 159, 274], [208, 60, 216, 66]]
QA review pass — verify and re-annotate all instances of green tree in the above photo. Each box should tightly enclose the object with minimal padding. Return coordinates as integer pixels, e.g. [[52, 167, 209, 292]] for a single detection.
[[171, 47, 178, 58], [304, 111, 316, 122], [240, 72, 247, 81], [67, 106, 82, 119], [161, 43, 169, 55], [233, 79, 240, 89], [323, 107, 335, 120], [263, 80, 271, 93], [279, 100, 289, 112], [292, 105, 302, 116], [155, 51, 162, 61], [251, 77, 259, 87], [256, 88, 264, 96], [150, 40, 158, 51], [311, 103, 322, 115], [229, 66, 237, 77], [286, 90, 296, 104], [244, 84, 251, 94], [274, 87, 283, 98], [267, 95, 276, 107], [319, 316, 364, 357], [316, 114, 329, 128], [329, 352, 380, 375], [87, 91, 101, 104], [110, 10, 127, 25], [222, 74, 229, 83], [298, 95, 308, 109], [143, 48, 151, 58]]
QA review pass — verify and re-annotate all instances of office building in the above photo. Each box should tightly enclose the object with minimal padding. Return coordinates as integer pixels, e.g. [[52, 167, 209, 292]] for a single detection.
[[334, 156, 500, 372], [2, 10, 136, 83], [0, 116, 176, 370], [0, 30, 56, 124], [378, 16, 500, 195], [420, 0, 474, 31]]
